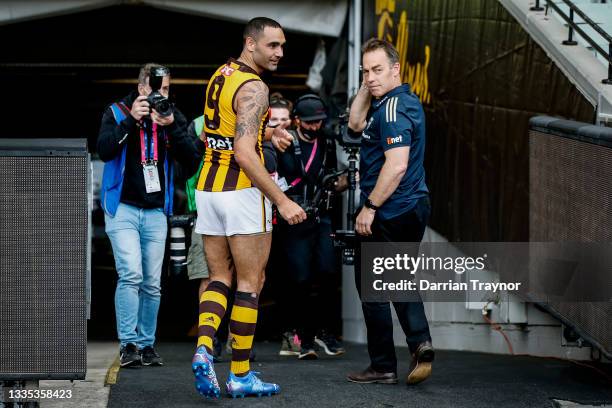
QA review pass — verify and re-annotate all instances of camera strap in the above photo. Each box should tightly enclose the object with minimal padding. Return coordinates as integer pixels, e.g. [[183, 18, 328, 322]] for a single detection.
[[290, 130, 318, 188], [109, 102, 131, 124], [116, 102, 131, 118]]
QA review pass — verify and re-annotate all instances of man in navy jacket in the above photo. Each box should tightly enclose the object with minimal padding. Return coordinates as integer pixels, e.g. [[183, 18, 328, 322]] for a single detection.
[[347, 39, 434, 386]]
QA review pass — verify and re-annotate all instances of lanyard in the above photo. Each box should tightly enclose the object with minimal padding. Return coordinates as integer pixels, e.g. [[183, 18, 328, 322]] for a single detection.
[[139, 122, 158, 165], [290, 137, 318, 187]]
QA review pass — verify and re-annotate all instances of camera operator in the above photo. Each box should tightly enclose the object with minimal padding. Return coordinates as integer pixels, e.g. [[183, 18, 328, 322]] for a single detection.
[[97, 63, 202, 368], [346, 39, 434, 386], [274, 94, 347, 360]]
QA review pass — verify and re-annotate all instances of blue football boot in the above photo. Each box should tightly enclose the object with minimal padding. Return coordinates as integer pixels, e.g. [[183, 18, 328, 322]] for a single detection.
[[192, 345, 220, 399], [226, 371, 281, 398]]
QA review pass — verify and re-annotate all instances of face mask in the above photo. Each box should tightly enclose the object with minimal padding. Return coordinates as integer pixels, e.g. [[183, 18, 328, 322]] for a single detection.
[[300, 128, 322, 141]]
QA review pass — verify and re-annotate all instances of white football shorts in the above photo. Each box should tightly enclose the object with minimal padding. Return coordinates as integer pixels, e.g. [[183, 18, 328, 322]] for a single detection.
[[194, 187, 272, 236]]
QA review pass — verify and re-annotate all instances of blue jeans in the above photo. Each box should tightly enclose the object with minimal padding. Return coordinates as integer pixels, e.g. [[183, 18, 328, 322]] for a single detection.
[[105, 203, 167, 348]]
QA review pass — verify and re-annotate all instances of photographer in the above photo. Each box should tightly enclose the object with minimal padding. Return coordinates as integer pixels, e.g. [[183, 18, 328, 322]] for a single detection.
[[346, 39, 434, 386], [97, 63, 202, 368], [274, 94, 347, 360]]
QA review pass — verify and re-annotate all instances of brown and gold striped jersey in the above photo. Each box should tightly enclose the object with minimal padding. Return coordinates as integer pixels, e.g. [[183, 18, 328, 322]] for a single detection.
[[196, 58, 268, 192]]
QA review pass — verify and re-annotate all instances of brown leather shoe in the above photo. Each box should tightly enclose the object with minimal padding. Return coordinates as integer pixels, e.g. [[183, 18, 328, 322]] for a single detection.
[[406, 341, 434, 385], [347, 366, 398, 384]]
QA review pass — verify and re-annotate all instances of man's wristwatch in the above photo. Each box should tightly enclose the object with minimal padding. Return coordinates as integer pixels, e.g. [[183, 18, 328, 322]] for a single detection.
[[364, 198, 380, 211]]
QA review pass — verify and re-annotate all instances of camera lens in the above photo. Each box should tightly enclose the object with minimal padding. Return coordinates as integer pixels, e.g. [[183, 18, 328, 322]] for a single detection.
[[146, 91, 173, 117], [169, 226, 187, 275], [155, 99, 172, 117]]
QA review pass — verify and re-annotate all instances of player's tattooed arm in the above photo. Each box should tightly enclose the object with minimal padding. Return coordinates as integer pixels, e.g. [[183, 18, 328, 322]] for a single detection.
[[233, 79, 307, 225], [234, 80, 269, 143], [233, 80, 287, 205]]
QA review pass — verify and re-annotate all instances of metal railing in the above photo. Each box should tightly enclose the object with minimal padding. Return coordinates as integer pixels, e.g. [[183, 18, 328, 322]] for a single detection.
[[530, 0, 612, 84]]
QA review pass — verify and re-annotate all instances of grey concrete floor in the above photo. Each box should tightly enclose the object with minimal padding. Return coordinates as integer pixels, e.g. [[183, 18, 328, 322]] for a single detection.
[[38, 341, 118, 408], [107, 342, 612, 408]]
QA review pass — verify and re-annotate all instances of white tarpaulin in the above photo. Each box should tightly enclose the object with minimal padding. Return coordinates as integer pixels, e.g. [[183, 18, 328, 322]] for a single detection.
[[0, 0, 348, 37], [0, 1, 115, 24]]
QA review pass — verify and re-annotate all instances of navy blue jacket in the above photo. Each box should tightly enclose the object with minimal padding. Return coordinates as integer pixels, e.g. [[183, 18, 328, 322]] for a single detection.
[[359, 84, 429, 219]]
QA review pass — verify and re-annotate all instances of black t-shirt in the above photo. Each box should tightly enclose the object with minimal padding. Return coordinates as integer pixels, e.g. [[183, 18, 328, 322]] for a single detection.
[[276, 131, 326, 200], [121, 121, 168, 209]]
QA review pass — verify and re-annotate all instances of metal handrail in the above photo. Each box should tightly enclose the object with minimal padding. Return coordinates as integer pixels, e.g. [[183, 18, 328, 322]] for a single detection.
[[531, 0, 612, 83], [563, 0, 612, 44]]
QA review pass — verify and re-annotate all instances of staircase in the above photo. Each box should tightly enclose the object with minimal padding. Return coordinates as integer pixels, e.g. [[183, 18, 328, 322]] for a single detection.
[[500, 0, 612, 124]]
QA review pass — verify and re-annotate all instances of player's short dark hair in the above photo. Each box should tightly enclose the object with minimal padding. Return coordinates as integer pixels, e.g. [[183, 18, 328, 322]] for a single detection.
[[243, 17, 283, 43], [361, 38, 400, 65]]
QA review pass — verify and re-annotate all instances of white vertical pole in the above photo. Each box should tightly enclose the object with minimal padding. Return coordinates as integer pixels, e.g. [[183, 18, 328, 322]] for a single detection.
[[342, 0, 367, 345], [353, 0, 362, 96], [347, 0, 363, 98], [348, 0, 356, 98]]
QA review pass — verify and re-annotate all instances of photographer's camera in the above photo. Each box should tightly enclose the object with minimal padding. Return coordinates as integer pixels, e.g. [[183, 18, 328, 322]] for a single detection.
[[147, 66, 173, 117]]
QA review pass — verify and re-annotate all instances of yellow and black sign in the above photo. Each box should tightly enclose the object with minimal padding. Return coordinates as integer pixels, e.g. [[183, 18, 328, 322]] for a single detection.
[[362, 0, 594, 243], [374, 0, 431, 104]]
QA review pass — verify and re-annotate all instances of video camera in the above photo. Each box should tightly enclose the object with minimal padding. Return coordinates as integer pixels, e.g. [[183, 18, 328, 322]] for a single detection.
[[326, 114, 361, 265], [326, 113, 361, 149], [147, 66, 173, 117], [294, 169, 348, 220]]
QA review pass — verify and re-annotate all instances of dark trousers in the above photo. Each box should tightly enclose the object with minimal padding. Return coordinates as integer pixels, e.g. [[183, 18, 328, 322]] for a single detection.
[[276, 215, 339, 343], [354, 196, 432, 374]]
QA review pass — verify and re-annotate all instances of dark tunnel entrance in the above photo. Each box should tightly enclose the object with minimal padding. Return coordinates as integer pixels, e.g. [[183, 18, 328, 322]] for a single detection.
[[1, 4, 338, 343]]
